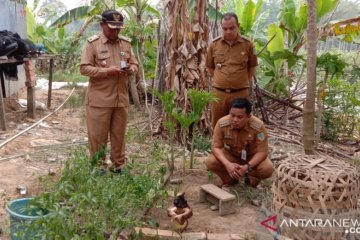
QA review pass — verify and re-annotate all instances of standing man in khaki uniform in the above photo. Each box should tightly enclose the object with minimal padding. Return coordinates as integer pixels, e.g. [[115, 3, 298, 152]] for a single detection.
[[206, 12, 258, 128], [80, 10, 138, 173], [204, 98, 273, 188]]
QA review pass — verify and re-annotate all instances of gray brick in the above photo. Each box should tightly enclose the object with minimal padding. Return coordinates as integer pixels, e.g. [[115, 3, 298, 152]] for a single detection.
[[207, 233, 231, 240], [181, 232, 207, 240]]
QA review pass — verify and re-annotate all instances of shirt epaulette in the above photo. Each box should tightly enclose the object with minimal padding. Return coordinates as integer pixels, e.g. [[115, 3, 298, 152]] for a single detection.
[[212, 36, 222, 42], [119, 35, 131, 42], [249, 118, 263, 131], [241, 35, 252, 42], [87, 35, 99, 43], [219, 119, 230, 128]]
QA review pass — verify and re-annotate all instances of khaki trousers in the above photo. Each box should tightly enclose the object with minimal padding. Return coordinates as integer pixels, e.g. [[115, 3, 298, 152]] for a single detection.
[[86, 105, 128, 168], [204, 150, 274, 187], [211, 88, 249, 129]]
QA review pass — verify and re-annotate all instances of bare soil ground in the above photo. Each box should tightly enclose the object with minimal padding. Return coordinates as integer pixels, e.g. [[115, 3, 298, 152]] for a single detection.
[[0, 87, 358, 240], [0, 87, 87, 239]]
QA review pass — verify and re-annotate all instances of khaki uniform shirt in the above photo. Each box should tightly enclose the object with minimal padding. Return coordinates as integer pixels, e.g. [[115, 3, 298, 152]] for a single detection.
[[212, 115, 268, 161], [80, 32, 138, 107], [206, 34, 257, 89]]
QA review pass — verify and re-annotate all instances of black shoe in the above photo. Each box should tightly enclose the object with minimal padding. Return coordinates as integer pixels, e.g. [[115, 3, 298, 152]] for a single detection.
[[244, 174, 250, 186], [94, 167, 106, 175], [110, 167, 122, 174]]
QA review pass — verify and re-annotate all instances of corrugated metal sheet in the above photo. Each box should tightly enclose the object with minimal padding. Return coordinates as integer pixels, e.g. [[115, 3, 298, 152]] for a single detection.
[[0, 0, 27, 97]]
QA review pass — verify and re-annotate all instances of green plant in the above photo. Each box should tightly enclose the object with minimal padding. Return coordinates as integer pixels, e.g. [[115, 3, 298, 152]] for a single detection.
[[125, 127, 148, 143], [186, 90, 218, 169], [316, 53, 347, 145], [172, 90, 217, 170], [173, 110, 197, 171], [322, 65, 360, 141], [23, 147, 166, 239], [193, 133, 211, 153], [154, 91, 176, 173], [257, 0, 339, 95]]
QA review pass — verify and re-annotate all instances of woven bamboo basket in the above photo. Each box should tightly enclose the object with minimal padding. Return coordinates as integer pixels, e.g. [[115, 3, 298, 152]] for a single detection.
[[272, 154, 360, 240]]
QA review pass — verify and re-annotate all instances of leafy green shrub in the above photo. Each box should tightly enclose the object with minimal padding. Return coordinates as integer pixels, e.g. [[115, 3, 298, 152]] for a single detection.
[[193, 133, 211, 153], [322, 65, 360, 141], [25, 147, 166, 239]]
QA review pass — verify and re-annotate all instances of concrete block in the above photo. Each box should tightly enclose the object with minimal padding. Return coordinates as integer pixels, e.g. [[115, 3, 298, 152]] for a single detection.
[[200, 184, 235, 201], [199, 184, 236, 216], [181, 232, 207, 240], [134, 227, 180, 239], [207, 233, 231, 240], [230, 234, 247, 240], [219, 199, 236, 216]]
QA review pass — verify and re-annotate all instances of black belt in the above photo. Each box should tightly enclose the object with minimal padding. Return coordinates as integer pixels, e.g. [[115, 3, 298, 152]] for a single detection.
[[213, 87, 246, 93]]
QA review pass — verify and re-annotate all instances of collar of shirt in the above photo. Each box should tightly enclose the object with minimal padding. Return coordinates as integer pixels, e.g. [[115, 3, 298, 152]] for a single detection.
[[229, 117, 252, 132], [220, 33, 245, 44], [100, 32, 120, 44]]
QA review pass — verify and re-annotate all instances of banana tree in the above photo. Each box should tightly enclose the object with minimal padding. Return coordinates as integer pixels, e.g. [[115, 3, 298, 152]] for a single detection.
[[49, 0, 118, 69], [26, 7, 73, 54], [278, 0, 339, 53], [213, 0, 264, 38], [257, 0, 339, 95]]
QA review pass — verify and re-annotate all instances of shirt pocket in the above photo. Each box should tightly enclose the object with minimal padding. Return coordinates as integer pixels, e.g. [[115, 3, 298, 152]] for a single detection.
[[214, 52, 225, 64], [234, 51, 248, 69], [223, 135, 233, 150], [246, 134, 256, 155], [96, 52, 111, 67]]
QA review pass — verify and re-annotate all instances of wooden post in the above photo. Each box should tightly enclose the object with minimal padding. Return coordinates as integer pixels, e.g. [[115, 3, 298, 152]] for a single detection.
[[27, 86, 35, 118], [0, 72, 7, 130], [47, 58, 53, 108]]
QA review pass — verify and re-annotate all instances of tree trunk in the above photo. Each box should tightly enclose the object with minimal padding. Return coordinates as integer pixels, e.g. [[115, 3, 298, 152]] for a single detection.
[[302, 0, 317, 154], [129, 75, 141, 109], [315, 71, 328, 147]]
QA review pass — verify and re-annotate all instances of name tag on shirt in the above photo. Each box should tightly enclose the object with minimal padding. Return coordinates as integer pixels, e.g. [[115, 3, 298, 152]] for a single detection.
[[241, 149, 247, 161]]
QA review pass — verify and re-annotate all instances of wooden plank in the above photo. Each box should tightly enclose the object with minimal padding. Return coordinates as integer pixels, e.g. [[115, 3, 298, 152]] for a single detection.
[[0, 72, 7, 130], [47, 58, 53, 108], [27, 86, 35, 118], [200, 184, 235, 201]]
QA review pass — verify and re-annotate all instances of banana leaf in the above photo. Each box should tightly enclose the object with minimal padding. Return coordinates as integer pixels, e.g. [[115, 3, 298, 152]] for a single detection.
[[50, 6, 96, 28]]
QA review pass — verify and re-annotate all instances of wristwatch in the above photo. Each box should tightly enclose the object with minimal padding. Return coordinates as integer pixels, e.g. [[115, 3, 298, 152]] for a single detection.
[[247, 163, 254, 173]]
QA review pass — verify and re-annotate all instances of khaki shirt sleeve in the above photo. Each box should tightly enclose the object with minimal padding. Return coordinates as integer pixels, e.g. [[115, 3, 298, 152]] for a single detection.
[[212, 121, 224, 149], [248, 43, 258, 68], [79, 41, 108, 78], [253, 125, 268, 153], [206, 43, 215, 69], [129, 48, 139, 73]]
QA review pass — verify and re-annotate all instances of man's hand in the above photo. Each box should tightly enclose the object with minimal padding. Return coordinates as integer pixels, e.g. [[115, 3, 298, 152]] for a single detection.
[[107, 66, 121, 76], [118, 68, 129, 76], [238, 164, 249, 176], [206, 67, 214, 77], [225, 162, 242, 180], [121, 67, 134, 76]]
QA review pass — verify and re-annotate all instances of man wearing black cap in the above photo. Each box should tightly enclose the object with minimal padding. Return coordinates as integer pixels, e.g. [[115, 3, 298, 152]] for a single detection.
[[80, 10, 138, 173]]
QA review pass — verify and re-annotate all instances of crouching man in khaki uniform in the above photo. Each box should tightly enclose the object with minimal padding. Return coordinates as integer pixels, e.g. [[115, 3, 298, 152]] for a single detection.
[[205, 98, 274, 188], [80, 10, 138, 172]]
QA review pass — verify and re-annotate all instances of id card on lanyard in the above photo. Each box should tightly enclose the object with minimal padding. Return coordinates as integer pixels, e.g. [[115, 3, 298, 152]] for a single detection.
[[242, 142, 249, 161]]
